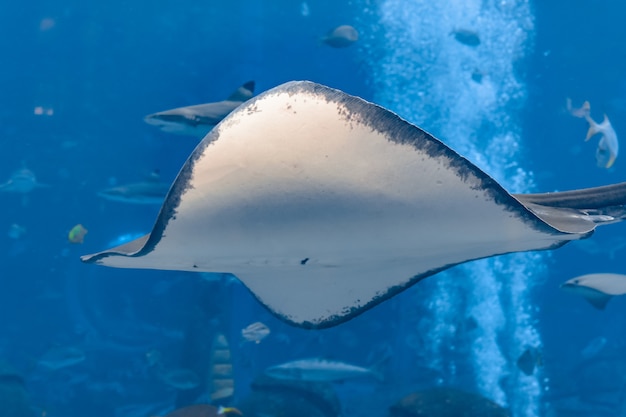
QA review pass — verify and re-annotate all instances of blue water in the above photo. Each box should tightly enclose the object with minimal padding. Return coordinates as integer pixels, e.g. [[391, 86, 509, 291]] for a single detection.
[[1, 1, 626, 416]]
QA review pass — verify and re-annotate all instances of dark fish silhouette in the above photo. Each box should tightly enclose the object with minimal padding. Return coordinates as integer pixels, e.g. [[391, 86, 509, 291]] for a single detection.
[[97, 171, 170, 205], [145, 81, 255, 137], [451, 28, 480, 47]]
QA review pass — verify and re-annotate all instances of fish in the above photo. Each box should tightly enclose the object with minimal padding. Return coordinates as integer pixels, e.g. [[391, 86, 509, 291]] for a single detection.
[[82, 80, 626, 329], [241, 321, 270, 344], [471, 69, 484, 84], [516, 347, 542, 376], [209, 333, 234, 401], [300, 2, 310, 17], [144, 81, 255, 137], [586, 113, 619, 168], [0, 369, 32, 417], [68, 224, 88, 244], [38, 345, 85, 370], [146, 349, 200, 390], [0, 167, 47, 194], [567, 99, 619, 168], [0, 373, 25, 387], [390, 388, 508, 417], [320, 25, 358, 48], [163, 404, 240, 417], [7, 223, 26, 239], [451, 28, 480, 47], [97, 171, 170, 204], [566, 97, 590, 118], [560, 273, 626, 310], [145, 349, 162, 367], [264, 358, 381, 382], [217, 407, 243, 416], [158, 368, 200, 390], [581, 336, 607, 359]]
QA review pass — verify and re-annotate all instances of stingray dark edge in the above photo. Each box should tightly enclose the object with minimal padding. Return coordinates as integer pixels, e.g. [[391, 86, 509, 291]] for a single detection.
[[253, 242, 573, 330], [81, 81, 563, 265]]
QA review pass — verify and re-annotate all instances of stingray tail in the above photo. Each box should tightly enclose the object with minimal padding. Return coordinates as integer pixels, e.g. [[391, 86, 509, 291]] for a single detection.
[[514, 182, 626, 227], [515, 182, 626, 210]]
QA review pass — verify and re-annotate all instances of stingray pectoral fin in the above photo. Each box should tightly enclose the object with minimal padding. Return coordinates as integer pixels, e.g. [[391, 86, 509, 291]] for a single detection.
[[81, 234, 150, 262], [80, 81, 626, 329]]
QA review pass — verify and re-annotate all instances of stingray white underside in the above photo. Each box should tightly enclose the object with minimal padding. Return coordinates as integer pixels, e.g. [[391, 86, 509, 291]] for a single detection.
[[83, 82, 597, 328]]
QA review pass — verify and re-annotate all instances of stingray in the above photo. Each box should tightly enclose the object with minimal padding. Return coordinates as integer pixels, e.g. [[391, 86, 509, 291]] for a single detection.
[[82, 81, 626, 329]]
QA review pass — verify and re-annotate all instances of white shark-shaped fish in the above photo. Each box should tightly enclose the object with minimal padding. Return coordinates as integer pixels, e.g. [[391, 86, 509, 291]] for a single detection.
[[0, 168, 47, 194], [98, 172, 170, 205], [265, 358, 380, 382], [586, 113, 619, 169], [561, 273, 626, 309], [144, 81, 255, 137], [567, 98, 619, 168], [83, 81, 626, 329]]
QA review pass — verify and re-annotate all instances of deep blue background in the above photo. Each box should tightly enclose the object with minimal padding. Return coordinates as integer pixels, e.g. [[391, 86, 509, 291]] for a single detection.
[[1, 1, 625, 416]]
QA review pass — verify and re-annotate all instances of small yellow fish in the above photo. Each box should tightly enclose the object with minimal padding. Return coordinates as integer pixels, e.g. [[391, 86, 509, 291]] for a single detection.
[[217, 406, 243, 416], [68, 224, 88, 244]]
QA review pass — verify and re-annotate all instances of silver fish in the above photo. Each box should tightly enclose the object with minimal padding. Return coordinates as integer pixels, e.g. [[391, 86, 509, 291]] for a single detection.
[[568, 99, 619, 168], [98, 172, 169, 204], [158, 368, 200, 390], [38, 346, 85, 370], [581, 336, 607, 359], [561, 273, 626, 309], [566, 98, 590, 118], [586, 113, 619, 169], [0, 168, 47, 194], [265, 358, 381, 382], [144, 81, 255, 137], [241, 321, 270, 344], [146, 349, 200, 390]]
